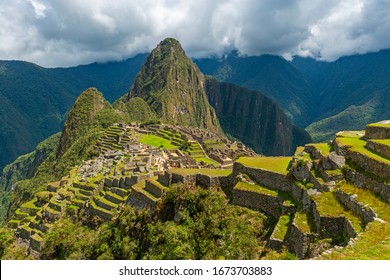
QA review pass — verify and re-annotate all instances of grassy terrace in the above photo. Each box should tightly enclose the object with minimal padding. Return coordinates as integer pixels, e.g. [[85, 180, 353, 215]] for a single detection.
[[319, 221, 390, 260], [235, 181, 278, 196], [338, 183, 390, 221], [273, 215, 291, 240], [138, 134, 178, 149], [295, 146, 311, 161], [336, 135, 390, 165], [366, 123, 390, 128], [192, 155, 220, 166], [312, 192, 363, 232], [336, 131, 365, 138], [370, 139, 390, 146], [236, 157, 291, 175], [308, 143, 331, 157], [294, 212, 312, 233], [169, 168, 232, 176]]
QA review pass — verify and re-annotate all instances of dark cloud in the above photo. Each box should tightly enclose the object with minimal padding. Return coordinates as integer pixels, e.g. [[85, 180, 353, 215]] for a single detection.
[[0, 0, 389, 66]]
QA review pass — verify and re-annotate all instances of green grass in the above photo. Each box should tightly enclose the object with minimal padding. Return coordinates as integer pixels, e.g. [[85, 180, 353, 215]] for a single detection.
[[319, 221, 390, 259], [308, 143, 331, 156], [169, 168, 232, 176], [20, 198, 39, 209], [312, 191, 363, 232], [370, 139, 390, 146], [367, 123, 390, 128], [273, 215, 291, 240], [338, 183, 390, 221], [336, 131, 365, 138], [192, 156, 220, 166], [294, 212, 311, 233], [337, 136, 390, 165], [235, 181, 278, 196], [138, 134, 178, 149], [236, 157, 291, 175]]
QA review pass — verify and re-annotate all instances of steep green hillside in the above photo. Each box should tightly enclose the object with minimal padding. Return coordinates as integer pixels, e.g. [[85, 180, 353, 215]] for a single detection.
[[196, 54, 317, 127], [0, 56, 146, 173], [0, 61, 74, 171], [0, 133, 61, 224], [127, 38, 222, 134], [205, 77, 311, 155]]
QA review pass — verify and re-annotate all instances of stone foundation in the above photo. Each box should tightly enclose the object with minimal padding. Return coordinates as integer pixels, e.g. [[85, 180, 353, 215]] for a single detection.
[[232, 188, 284, 218], [366, 140, 390, 159], [347, 150, 390, 180], [365, 125, 390, 139], [344, 168, 390, 202], [233, 162, 290, 192], [335, 189, 376, 224], [311, 201, 356, 240]]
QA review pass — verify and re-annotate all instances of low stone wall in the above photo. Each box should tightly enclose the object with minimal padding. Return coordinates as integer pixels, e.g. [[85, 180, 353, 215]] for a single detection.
[[311, 201, 356, 240], [335, 190, 376, 224], [232, 188, 284, 218], [304, 145, 325, 160], [290, 183, 312, 209], [344, 168, 390, 202], [17, 227, 30, 240], [157, 172, 171, 187], [287, 223, 314, 259], [145, 180, 164, 198], [30, 236, 42, 252], [127, 188, 158, 212], [124, 176, 138, 188], [171, 173, 197, 188], [347, 150, 390, 180], [333, 139, 351, 156], [88, 207, 112, 221], [233, 162, 290, 192], [365, 125, 390, 139], [366, 140, 390, 159], [267, 237, 284, 252]]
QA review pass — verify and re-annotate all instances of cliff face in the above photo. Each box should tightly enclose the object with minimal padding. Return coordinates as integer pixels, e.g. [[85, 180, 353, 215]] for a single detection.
[[128, 38, 221, 133], [205, 77, 311, 155]]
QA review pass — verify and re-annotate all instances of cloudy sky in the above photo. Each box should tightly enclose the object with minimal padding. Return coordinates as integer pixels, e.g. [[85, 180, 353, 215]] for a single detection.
[[1, 0, 389, 67]]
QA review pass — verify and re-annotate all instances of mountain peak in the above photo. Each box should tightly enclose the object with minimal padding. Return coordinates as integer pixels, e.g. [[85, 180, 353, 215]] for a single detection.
[[127, 38, 221, 133], [56, 87, 110, 157]]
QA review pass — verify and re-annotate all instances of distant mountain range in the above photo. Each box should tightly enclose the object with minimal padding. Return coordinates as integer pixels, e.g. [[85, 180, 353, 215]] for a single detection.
[[1, 47, 390, 172]]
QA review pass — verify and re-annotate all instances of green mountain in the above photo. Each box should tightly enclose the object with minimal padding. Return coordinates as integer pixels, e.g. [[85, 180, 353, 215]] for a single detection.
[[195, 54, 317, 127], [126, 38, 222, 133], [205, 77, 311, 155], [0, 56, 146, 173], [197, 50, 390, 142], [294, 50, 390, 141]]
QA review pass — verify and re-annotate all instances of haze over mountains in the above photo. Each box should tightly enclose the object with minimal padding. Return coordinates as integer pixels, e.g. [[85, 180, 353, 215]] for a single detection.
[[1, 45, 390, 172]]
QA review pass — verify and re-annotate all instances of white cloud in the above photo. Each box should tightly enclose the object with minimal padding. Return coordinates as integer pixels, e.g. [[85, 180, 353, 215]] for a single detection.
[[0, 0, 389, 66]]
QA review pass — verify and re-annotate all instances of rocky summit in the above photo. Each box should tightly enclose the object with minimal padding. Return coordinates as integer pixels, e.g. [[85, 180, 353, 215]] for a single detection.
[[127, 38, 221, 134]]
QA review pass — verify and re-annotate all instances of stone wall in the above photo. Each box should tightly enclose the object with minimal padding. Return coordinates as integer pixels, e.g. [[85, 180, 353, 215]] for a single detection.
[[267, 237, 284, 252], [311, 201, 356, 240], [171, 173, 197, 188], [344, 168, 390, 203], [365, 125, 390, 139], [347, 150, 390, 180], [366, 140, 390, 159], [157, 172, 171, 187], [335, 190, 376, 224], [287, 222, 315, 259], [232, 188, 284, 218], [145, 180, 164, 198], [127, 188, 158, 212], [233, 162, 290, 192]]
